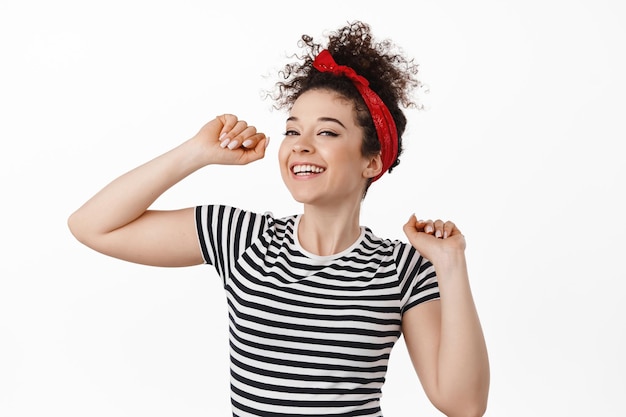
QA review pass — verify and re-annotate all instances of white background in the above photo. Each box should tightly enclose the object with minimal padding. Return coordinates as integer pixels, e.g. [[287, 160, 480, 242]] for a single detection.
[[1, 0, 625, 416]]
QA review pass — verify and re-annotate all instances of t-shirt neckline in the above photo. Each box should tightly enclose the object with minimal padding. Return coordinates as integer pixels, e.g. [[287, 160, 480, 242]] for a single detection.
[[292, 214, 366, 261]]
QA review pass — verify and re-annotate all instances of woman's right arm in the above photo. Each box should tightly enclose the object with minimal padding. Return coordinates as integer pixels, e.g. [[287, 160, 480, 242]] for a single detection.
[[67, 115, 268, 267]]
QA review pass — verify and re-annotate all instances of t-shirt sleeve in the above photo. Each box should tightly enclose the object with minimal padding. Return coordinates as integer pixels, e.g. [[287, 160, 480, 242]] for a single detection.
[[396, 242, 440, 315], [195, 205, 269, 285]]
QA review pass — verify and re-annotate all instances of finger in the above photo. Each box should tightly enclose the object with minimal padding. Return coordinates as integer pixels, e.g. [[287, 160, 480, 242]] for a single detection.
[[403, 215, 438, 252], [217, 114, 239, 137], [404, 214, 417, 228], [242, 134, 270, 149], [403, 214, 420, 238], [252, 135, 270, 154], [218, 116, 252, 145], [222, 120, 250, 142], [422, 219, 434, 235], [240, 135, 269, 163], [229, 120, 252, 138], [433, 219, 445, 238], [443, 221, 456, 239], [215, 115, 238, 148], [219, 122, 253, 149], [413, 218, 431, 233], [226, 125, 262, 150]]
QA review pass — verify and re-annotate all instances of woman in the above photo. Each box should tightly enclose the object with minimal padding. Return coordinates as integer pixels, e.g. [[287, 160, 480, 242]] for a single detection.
[[68, 21, 489, 417]]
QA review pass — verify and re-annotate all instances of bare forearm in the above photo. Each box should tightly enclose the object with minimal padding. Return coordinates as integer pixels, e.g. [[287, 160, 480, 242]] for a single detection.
[[68, 138, 204, 239], [435, 255, 490, 415], [67, 116, 267, 266]]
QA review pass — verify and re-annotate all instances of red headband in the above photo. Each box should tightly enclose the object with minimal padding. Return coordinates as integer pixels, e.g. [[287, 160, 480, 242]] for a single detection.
[[312, 49, 398, 182]]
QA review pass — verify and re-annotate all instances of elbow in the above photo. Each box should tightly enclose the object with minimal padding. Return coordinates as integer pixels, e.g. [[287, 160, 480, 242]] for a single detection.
[[67, 211, 82, 241], [438, 405, 487, 417], [67, 210, 93, 246], [430, 384, 489, 417], [437, 396, 489, 417], [458, 401, 488, 417]]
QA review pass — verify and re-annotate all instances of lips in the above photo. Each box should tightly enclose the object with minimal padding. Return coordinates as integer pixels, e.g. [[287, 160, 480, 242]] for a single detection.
[[291, 164, 326, 176]]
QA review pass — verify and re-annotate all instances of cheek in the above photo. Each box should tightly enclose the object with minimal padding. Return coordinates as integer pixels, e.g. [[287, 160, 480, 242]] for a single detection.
[[277, 140, 289, 163], [326, 143, 363, 169]]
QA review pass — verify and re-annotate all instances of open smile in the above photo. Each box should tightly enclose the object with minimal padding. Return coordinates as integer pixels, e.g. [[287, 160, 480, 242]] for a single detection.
[[291, 164, 326, 176]]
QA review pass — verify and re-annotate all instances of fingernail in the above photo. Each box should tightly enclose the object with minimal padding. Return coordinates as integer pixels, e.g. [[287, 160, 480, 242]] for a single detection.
[[220, 138, 230, 148], [435, 230, 442, 238], [443, 231, 449, 239], [227, 140, 239, 149], [265, 136, 271, 148], [425, 225, 433, 233], [219, 133, 227, 140], [242, 139, 253, 148]]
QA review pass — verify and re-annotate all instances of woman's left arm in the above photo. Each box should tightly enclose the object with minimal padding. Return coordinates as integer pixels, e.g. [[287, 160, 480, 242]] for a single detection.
[[402, 214, 490, 417]]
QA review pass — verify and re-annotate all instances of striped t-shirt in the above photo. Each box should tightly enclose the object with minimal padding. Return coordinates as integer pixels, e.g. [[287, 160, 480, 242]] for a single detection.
[[195, 205, 439, 417]]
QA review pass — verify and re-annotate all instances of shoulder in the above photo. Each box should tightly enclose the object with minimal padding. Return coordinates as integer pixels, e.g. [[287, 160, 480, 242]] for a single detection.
[[360, 226, 429, 270], [361, 226, 412, 255], [195, 204, 280, 224], [195, 204, 301, 237]]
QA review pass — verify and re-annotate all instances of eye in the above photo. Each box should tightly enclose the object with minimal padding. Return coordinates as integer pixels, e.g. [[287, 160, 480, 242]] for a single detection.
[[283, 129, 300, 136], [319, 130, 339, 137]]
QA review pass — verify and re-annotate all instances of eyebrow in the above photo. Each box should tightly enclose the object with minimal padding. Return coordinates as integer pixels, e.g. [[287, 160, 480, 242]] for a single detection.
[[286, 116, 346, 129]]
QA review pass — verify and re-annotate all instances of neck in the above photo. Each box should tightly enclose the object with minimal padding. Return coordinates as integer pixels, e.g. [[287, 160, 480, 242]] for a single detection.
[[298, 201, 362, 256]]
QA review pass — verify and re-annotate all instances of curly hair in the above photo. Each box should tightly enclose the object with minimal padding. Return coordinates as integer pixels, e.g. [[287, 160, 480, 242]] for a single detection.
[[272, 21, 421, 188]]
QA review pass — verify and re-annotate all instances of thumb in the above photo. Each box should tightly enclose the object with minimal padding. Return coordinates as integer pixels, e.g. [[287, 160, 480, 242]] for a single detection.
[[403, 214, 435, 250], [240, 135, 269, 164], [403, 214, 420, 240]]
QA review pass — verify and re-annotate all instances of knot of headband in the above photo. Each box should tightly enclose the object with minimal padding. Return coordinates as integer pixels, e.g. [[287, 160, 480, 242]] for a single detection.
[[312, 49, 398, 182]]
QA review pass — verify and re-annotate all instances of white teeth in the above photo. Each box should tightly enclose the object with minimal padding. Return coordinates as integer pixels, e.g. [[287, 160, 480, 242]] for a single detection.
[[292, 164, 325, 175]]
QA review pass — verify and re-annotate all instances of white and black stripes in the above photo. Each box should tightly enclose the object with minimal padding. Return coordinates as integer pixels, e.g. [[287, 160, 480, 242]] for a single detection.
[[196, 205, 439, 417]]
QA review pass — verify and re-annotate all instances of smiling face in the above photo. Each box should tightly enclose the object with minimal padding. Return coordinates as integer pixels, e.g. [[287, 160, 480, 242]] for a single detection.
[[278, 89, 382, 208]]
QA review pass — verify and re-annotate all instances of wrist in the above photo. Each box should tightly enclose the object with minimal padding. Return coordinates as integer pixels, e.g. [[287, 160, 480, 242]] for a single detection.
[[431, 249, 467, 275], [177, 137, 214, 171]]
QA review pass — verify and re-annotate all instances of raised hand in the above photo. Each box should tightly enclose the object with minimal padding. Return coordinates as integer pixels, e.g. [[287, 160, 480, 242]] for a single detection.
[[191, 114, 269, 166], [402, 214, 466, 267]]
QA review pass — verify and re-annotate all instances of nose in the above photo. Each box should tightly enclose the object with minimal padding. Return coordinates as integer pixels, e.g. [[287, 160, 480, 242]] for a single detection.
[[292, 143, 311, 153], [292, 134, 313, 153]]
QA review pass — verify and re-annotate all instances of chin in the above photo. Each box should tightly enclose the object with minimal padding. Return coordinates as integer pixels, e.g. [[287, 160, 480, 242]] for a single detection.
[[287, 190, 319, 205]]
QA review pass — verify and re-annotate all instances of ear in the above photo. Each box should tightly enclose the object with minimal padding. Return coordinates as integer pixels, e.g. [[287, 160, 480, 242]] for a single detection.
[[363, 153, 383, 179]]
